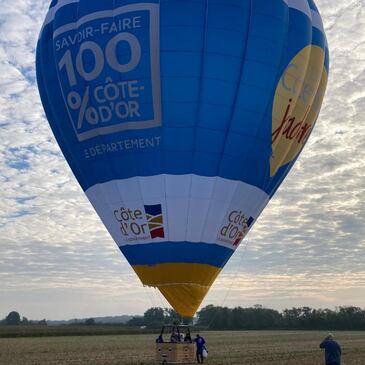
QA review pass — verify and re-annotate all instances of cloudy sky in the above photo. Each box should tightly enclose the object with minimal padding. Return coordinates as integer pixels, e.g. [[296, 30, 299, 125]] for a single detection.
[[1, 0, 364, 320]]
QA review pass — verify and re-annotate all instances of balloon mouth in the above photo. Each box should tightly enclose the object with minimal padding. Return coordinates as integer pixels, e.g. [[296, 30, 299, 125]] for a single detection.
[[157, 283, 210, 318], [132, 263, 221, 317]]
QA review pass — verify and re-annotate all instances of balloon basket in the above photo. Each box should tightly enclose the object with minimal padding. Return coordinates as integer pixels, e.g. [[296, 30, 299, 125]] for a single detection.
[[156, 343, 195, 364], [155, 325, 195, 364]]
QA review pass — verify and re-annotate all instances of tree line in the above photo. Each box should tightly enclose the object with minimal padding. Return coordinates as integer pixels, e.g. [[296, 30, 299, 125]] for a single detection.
[[196, 305, 365, 330], [0, 311, 47, 326], [3, 305, 365, 330], [125, 305, 365, 330]]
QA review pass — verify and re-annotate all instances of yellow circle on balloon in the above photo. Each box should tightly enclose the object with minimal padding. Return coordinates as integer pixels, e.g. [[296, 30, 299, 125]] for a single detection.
[[271, 45, 328, 177]]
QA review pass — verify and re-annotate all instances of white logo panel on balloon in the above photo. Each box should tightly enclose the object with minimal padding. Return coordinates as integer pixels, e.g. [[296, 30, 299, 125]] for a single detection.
[[53, 3, 161, 141], [85, 175, 269, 249]]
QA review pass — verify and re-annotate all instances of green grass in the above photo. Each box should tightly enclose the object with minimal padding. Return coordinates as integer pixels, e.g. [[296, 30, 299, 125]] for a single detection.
[[0, 331, 365, 364]]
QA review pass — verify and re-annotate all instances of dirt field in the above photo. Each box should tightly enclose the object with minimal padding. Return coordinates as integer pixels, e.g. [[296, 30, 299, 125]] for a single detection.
[[0, 331, 365, 365]]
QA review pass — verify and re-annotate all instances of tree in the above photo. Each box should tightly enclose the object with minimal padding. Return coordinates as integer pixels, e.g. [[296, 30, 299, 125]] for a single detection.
[[84, 318, 96, 326], [337, 306, 365, 330], [5, 311, 21, 326], [126, 316, 145, 327], [282, 307, 301, 328], [163, 308, 179, 324], [196, 305, 219, 327], [143, 307, 165, 328]]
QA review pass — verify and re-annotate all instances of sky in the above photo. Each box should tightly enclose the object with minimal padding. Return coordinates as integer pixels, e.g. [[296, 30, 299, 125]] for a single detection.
[[0, 0, 365, 320]]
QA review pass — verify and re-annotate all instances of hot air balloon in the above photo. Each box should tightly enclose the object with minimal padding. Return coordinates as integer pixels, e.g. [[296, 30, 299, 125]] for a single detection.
[[36, 0, 329, 317]]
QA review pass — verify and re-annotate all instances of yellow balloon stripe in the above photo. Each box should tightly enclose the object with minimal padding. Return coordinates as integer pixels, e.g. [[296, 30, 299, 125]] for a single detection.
[[159, 284, 210, 318], [132, 263, 221, 317]]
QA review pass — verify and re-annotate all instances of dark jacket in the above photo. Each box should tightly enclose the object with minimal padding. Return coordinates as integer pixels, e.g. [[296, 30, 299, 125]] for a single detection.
[[320, 339, 342, 365], [194, 336, 206, 351]]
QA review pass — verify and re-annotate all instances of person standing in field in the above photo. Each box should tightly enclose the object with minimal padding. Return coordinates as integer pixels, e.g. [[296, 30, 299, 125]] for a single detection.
[[193, 334, 206, 363], [320, 333, 342, 365]]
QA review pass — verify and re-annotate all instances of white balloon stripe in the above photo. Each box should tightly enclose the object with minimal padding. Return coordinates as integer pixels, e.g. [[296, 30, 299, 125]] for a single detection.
[[85, 174, 269, 249], [40, 0, 79, 35], [40, 0, 325, 40]]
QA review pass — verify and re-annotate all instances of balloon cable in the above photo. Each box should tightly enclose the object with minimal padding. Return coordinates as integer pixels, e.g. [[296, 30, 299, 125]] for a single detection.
[[155, 287, 167, 309], [205, 240, 248, 329]]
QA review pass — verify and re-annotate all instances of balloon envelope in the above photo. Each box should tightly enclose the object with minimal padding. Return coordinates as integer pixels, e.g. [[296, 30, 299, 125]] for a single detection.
[[36, 0, 329, 317]]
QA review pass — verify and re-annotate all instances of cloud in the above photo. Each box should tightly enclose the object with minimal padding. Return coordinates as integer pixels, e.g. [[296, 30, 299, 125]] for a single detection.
[[0, 0, 365, 319], [203, 272, 365, 311]]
